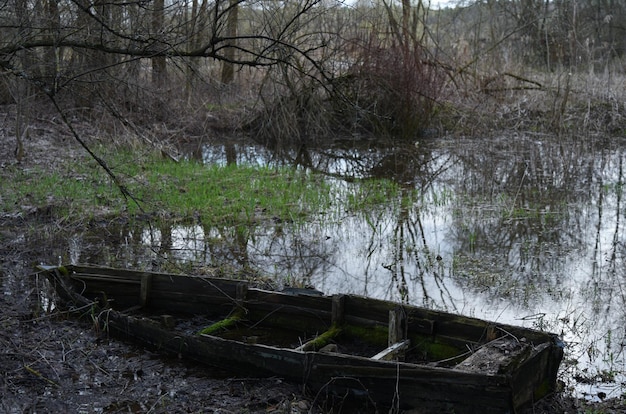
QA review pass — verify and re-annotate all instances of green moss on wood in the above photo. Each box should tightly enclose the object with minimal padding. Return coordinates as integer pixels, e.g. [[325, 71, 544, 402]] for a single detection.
[[342, 324, 389, 347], [344, 324, 463, 362], [414, 339, 464, 361], [300, 326, 342, 351], [198, 315, 242, 336]]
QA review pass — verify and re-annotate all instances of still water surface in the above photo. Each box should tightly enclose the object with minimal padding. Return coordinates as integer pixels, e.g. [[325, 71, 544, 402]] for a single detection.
[[69, 134, 626, 400]]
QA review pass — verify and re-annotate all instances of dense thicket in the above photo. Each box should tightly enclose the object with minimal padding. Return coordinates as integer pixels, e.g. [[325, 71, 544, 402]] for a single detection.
[[1, 0, 624, 142]]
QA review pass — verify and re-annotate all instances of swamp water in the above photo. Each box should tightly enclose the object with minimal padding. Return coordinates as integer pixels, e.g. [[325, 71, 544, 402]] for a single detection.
[[32, 134, 626, 400]]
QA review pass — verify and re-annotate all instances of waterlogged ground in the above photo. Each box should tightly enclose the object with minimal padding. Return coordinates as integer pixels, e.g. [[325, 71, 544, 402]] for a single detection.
[[162, 135, 626, 401], [1, 115, 625, 412], [0, 127, 317, 413]]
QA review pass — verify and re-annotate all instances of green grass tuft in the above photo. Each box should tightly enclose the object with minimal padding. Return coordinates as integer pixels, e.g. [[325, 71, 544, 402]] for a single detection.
[[0, 146, 412, 231]]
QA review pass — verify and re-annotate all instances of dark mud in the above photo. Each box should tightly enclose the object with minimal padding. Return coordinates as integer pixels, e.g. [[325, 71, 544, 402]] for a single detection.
[[1, 106, 624, 413]]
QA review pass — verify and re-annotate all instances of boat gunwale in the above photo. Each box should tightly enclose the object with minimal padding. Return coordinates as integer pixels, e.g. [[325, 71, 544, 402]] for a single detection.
[[38, 263, 564, 413], [54, 264, 562, 340]]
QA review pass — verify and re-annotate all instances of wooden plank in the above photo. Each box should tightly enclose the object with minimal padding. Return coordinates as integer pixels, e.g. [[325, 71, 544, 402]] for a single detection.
[[454, 338, 531, 375], [308, 352, 510, 383], [71, 274, 141, 284], [72, 281, 236, 315], [243, 290, 333, 333], [407, 316, 435, 335], [371, 340, 410, 361], [236, 282, 247, 302], [509, 341, 562, 410], [307, 363, 513, 414], [242, 309, 332, 339], [344, 295, 506, 343], [140, 297, 233, 316], [247, 289, 332, 311], [332, 294, 345, 325], [140, 273, 152, 307], [389, 307, 406, 345], [71, 266, 249, 300]]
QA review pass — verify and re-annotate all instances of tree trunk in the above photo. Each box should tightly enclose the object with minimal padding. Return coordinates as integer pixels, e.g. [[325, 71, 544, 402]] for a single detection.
[[221, 0, 238, 84], [152, 0, 167, 86]]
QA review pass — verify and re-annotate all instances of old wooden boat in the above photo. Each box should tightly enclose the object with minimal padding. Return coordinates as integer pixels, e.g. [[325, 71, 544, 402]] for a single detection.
[[38, 264, 563, 413]]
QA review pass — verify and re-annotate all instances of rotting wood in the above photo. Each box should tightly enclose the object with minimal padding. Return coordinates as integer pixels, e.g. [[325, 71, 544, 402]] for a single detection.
[[454, 337, 531, 375], [295, 326, 342, 352], [39, 264, 564, 414], [380, 307, 407, 361], [71, 273, 141, 284], [197, 314, 242, 336], [388, 307, 406, 345], [236, 282, 247, 304], [332, 294, 345, 325]]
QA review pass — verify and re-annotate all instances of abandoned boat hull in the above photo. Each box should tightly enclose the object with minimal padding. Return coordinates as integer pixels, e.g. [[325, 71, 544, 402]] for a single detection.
[[39, 264, 563, 413]]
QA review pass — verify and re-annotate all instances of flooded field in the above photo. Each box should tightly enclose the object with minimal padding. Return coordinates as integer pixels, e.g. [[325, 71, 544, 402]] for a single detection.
[[3, 132, 626, 405]]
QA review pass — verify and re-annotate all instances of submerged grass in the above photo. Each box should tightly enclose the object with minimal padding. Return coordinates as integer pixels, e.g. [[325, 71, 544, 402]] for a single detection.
[[1, 147, 332, 227], [344, 178, 405, 213], [123, 153, 332, 225], [0, 146, 401, 228]]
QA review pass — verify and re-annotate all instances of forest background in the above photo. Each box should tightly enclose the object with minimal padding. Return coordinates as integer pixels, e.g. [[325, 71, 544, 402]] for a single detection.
[[1, 0, 624, 151]]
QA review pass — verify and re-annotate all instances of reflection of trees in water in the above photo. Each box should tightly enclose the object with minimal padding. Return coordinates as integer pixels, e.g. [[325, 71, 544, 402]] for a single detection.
[[452, 138, 586, 278], [381, 191, 458, 311], [310, 142, 457, 308], [236, 138, 463, 304], [262, 140, 450, 183], [75, 136, 626, 319], [76, 222, 173, 269], [250, 225, 337, 288], [75, 217, 336, 286], [449, 137, 626, 306], [281, 140, 467, 308], [586, 151, 626, 320]]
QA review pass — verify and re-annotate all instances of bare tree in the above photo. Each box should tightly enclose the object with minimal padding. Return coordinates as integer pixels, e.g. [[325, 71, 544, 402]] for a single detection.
[[0, 0, 333, 105], [221, 0, 239, 84]]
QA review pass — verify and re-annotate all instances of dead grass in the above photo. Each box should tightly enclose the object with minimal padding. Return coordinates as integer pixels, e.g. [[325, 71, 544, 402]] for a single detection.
[[434, 69, 626, 137]]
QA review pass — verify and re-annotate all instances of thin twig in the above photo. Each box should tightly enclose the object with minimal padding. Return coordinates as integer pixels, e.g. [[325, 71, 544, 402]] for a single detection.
[[46, 95, 146, 214], [24, 364, 60, 387]]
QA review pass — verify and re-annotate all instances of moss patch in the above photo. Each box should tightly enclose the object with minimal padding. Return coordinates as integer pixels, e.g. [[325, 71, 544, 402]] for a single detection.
[[197, 315, 242, 336], [299, 326, 342, 351], [342, 323, 389, 347]]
